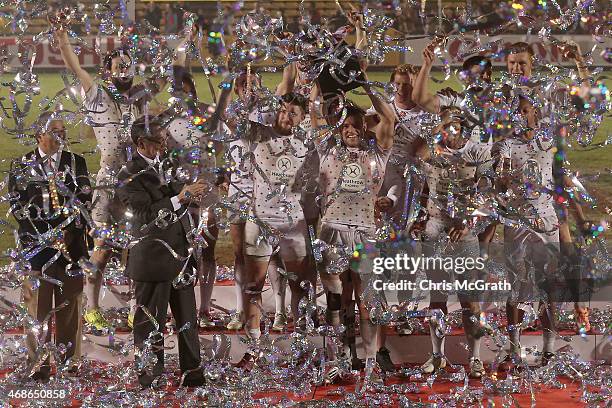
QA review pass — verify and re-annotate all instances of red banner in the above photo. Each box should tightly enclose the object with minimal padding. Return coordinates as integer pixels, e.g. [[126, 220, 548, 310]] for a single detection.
[[0, 37, 118, 68]]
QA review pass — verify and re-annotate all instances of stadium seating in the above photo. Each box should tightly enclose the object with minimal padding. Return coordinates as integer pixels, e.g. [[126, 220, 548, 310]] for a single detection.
[[0, 0, 469, 36]]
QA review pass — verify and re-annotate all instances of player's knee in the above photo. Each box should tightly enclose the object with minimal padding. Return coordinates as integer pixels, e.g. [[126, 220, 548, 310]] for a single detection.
[[244, 279, 266, 293], [320, 275, 342, 295]]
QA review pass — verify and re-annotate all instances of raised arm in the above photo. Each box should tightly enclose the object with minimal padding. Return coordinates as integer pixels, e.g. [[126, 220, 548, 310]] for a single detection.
[[363, 77, 395, 150], [275, 62, 297, 96], [409, 139, 430, 234], [308, 81, 323, 129], [346, 7, 367, 50], [206, 80, 234, 133], [54, 28, 94, 93], [559, 40, 590, 80], [172, 34, 192, 68], [153, 25, 199, 93], [562, 174, 587, 226], [412, 40, 443, 114]]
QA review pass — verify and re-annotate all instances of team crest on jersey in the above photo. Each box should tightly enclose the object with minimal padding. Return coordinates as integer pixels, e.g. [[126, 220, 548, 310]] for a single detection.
[[340, 162, 366, 192], [271, 155, 296, 184]]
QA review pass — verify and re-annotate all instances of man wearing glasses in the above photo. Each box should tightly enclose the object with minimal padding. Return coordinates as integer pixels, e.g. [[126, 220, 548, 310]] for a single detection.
[[116, 116, 206, 388], [9, 112, 92, 381]]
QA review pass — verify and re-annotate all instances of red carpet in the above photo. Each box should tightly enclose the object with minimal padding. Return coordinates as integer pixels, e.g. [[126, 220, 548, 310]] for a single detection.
[[5, 369, 589, 407], [257, 376, 588, 407]]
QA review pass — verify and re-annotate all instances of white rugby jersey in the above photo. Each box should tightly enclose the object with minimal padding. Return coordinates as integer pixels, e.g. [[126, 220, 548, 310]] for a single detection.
[[318, 143, 390, 229], [84, 83, 144, 177], [248, 121, 311, 224], [367, 102, 424, 160], [495, 135, 557, 221], [368, 102, 428, 229], [423, 139, 492, 223]]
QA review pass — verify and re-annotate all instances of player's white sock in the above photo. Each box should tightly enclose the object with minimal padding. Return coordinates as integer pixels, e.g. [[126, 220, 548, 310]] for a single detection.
[[543, 330, 555, 353], [234, 283, 243, 315], [509, 329, 521, 355], [430, 327, 445, 355], [326, 337, 339, 361], [85, 272, 102, 310], [234, 263, 243, 314], [467, 334, 480, 360], [247, 327, 261, 340], [326, 306, 341, 361], [360, 319, 379, 360], [198, 259, 216, 313], [246, 327, 262, 357], [128, 296, 136, 314], [462, 310, 480, 359], [85, 282, 96, 310], [268, 264, 287, 315]]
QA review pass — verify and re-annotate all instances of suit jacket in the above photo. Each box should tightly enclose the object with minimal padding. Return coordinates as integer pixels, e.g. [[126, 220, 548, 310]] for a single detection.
[[8, 150, 92, 276], [116, 154, 192, 282]]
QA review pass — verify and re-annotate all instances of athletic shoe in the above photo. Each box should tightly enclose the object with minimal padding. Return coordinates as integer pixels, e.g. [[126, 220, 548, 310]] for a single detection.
[[364, 358, 384, 386], [397, 323, 413, 335], [469, 357, 485, 378], [376, 347, 396, 373], [271, 313, 287, 331], [541, 351, 555, 367], [352, 357, 365, 370], [498, 354, 521, 372], [84, 309, 111, 331], [234, 352, 256, 371], [421, 354, 446, 374], [198, 311, 216, 328], [321, 365, 341, 385], [226, 312, 243, 330]]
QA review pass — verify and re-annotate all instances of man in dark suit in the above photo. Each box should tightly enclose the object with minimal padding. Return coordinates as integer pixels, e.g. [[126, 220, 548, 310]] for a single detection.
[[9, 112, 92, 381], [117, 116, 206, 388]]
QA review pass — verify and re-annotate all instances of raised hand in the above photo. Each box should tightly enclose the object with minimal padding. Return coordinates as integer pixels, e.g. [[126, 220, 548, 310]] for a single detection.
[[422, 44, 436, 67], [423, 36, 445, 66], [48, 7, 74, 32], [347, 5, 365, 30]]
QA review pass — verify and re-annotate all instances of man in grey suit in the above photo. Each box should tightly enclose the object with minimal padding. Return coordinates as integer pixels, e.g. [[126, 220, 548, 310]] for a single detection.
[[117, 116, 206, 388]]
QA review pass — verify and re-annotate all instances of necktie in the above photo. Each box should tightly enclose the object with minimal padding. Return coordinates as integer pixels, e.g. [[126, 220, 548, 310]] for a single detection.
[[43, 155, 57, 174], [45, 158, 70, 260]]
